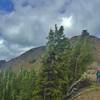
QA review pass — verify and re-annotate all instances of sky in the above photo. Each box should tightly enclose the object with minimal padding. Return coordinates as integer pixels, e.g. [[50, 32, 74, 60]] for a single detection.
[[0, 0, 100, 60]]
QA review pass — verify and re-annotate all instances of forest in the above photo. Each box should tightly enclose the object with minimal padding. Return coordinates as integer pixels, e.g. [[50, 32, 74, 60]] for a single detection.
[[0, 25, 92, 100]]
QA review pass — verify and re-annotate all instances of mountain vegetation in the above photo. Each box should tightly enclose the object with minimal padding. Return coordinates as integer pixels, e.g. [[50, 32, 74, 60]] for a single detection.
[[0, 25, 92, 100]]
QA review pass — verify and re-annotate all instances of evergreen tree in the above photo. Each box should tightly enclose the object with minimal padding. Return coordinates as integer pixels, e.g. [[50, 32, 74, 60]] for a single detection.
[[39, 25, 70, 100]]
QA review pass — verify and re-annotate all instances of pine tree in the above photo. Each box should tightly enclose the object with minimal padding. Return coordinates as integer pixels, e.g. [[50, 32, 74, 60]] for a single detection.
[[39, 25, 70, 100]]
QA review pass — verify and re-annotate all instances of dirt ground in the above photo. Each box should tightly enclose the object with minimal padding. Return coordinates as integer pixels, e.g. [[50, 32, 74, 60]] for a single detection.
[[73, 90, 100, 100]]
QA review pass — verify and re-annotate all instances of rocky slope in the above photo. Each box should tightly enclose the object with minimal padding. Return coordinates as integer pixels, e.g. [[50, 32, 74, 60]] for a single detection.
[[3, 46, 45, 71], [1, 33, 100, 72]]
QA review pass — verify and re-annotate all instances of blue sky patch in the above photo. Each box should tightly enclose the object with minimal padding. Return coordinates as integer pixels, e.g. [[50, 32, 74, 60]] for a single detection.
[[0, 0, 14, 13]]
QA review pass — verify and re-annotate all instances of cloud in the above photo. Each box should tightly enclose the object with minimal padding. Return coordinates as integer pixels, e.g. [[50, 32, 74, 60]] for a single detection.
[[0, 37, 32, 60], [60, 16, 73, 28], [0, 0, 100, 60]]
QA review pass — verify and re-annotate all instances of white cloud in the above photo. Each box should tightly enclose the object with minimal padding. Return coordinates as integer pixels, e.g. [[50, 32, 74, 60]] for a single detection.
[[60, 16, 73, 28], [0, 0, 100, 59], [0, 39, 4, 45]]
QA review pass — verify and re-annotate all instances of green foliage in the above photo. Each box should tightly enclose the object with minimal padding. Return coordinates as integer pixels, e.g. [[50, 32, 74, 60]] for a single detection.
[[39, 27, 92, 100], [68, 36, 92, 81], [39, 25, 71, 100], [0, 26, 92, 100], [0, 69, 37, 100]]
